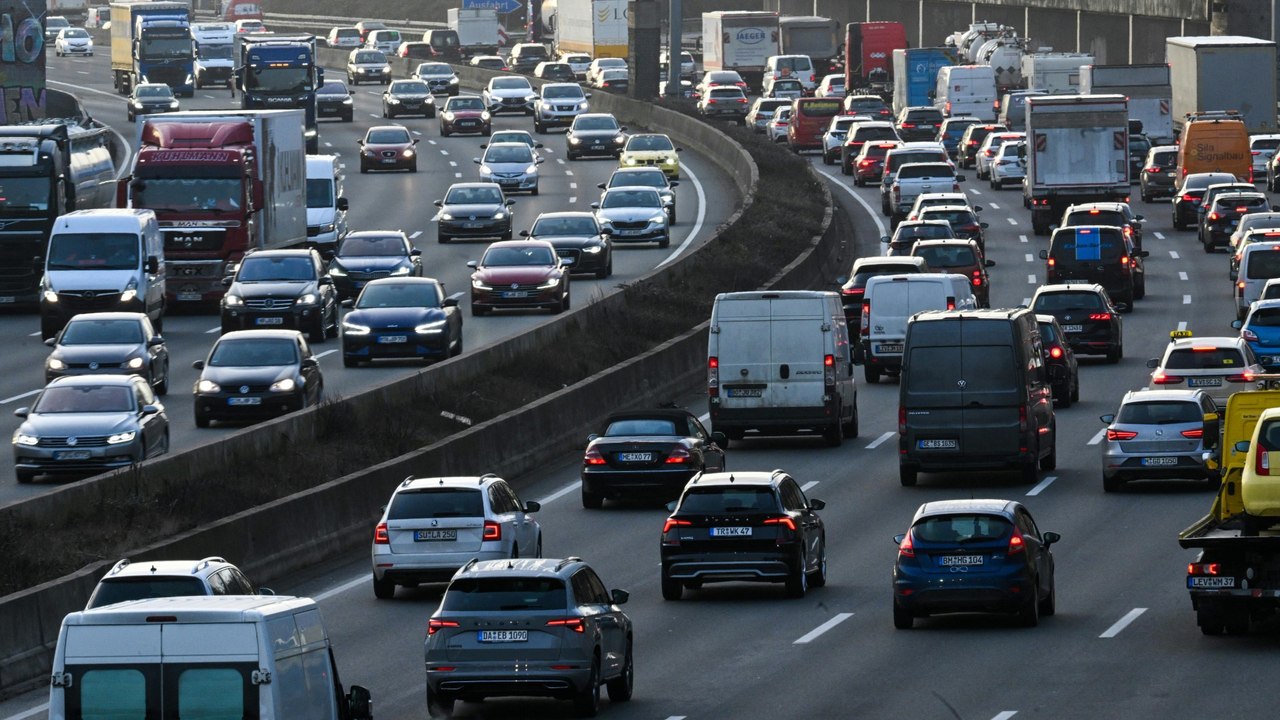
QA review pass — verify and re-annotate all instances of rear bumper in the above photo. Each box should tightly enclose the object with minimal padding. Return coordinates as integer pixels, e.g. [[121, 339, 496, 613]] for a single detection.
[[373, 548, 508, 583], [663, 551, 798, 583], [710, 403, 841, 434], [581, 467, 697, 498], [427, 666, 591, 700], [894, 575, 1033, 615]]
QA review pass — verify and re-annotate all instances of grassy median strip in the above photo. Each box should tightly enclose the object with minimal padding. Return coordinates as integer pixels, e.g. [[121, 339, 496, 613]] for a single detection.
[[0, 107, 826, 596]]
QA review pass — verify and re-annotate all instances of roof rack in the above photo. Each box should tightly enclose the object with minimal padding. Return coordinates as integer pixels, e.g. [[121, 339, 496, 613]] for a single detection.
[[555, 557, 583, 571], [460, 557, 479, 573], [478, 472, 500, 484], [193, 557, 227, 574], [400, 475, 416, 487], [108, 558, 131, 576]]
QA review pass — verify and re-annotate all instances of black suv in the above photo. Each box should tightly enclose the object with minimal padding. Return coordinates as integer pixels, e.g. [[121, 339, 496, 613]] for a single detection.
[[660, 470, 827, 600], [1035, 314, 1080, 407], [1201, 191, 1272, 253], [895, 106, 945, 142], [1059, 202, 1145, 251], [220, 248, 339, 342], [1041, 225, 1147, 308], [1172, 173, 1239, 230], [508, 42, 549, 74], [1030, 283, 1124, 363], [1139, 145, 1178, 202]]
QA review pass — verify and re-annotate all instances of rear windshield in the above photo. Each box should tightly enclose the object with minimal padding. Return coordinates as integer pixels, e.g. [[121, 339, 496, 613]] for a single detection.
[[678, 487, 779, 514], [1032, 291, 1104, 312], [942, 119, 979, 137], [854, 126, 899, 141], [389, 489, 484, 519], [1264, 284, 1280, 300], [1038, 323, 1058, 343], [1063, 211, 1126, 228], [1247, 250, 1280, 279], [853, 266, 920, 285], [1150, 149, 1176, 167], [905, 109, 943, 122], [87, 577, 206, 609], [1116, 400, 1203, 424], [441, 577, 566, 611], [773, 56, 811, 71], [912, 514, 1011, 543], [604, 418, 677, 436], [1254, 138, 1280, 151], [905, 345, 1017, 394], [889, 151, 947, 169], [921, 209, 976, 227], [1051, 229, 1123, 262], [1216, 196, 1269, 212], [860, 143, 897, 159], [1259, 419, 1280, 452], [913, 244, 975, 268], [894, 224, 952, 241], [897, 163, 954, 179], [1164, 347, 1246, 370]]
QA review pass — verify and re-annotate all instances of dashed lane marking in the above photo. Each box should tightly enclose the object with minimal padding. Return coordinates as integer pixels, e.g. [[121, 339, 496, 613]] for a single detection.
[[794, 613, 854, 644], [440, 150, 449, 156], [1007, 217, 1018, 225], [1088, 428, 1106, 445], [988, 202, 1000, 209], [315, 349, 338, 360], [410, 231, 422, 239], [539, 481, 580, 505], [1179, 271, 1188, 281], [448, 161, 457, 167], [0, 389, 40, 405], [866, 431, 894, 449], [1178, 320, 1188, 331], [1170, 250, 1180, 259], [1025, 253, 1034, 262], [991, 713, 1018, 720], [454, 172, 462, 178], [1027, 274, 1037, 284], [800, 480, 819, 492], [1026, 475, 1057, 497], [1154, 232, 1165, 240], [569, 182, 577, 189], [1019, 234, 1028, 243], [1100, 608, 1147, 638], [1183, 294, 1192, 304], [569, 196, 577, 203]]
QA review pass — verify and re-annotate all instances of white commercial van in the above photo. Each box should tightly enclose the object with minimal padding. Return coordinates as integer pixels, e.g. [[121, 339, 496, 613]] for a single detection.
[[764, 54, 817, 91], [708, 290, 858, 446], [1236, 242, 1280, 318], [934, 65, 998, 121], [39, 209, 165, 340], [305, 154, 349, 252], [49, 595, 372, 720], [859, 273, 976, 383], [366, 29, 402, 54]]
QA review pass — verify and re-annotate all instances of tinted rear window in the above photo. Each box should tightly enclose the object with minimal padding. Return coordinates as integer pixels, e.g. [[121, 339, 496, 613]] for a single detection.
[[914, 244, 976, 268], [1254, 138, 1280, 151], [1116, 400, 1203, 424], [678, 487, 779, 514], [890, 151, 947, 168], [1064, 211, 1125, 228], [1247, 250, 1280, 279], [855, 126, 899, 141], [905, 345, 1017, 394], [853, 266, 919, 285], [1033, 291, 1104, 312], [897, 163, 954, 179], [906, 109, 943, 122], [88, 577, 206, 608], [389, 489, 484, 519], [1250, 307, 1280, 325], [912, 514, 1011, 543], [1151, 150, 1176, 166], [1216, 196, 1269, 211], [441, 577, 566, 611], [1038, 323, 1058, 342], [1164, 348, 1246, 370], [1051, 229, 1123, 262]]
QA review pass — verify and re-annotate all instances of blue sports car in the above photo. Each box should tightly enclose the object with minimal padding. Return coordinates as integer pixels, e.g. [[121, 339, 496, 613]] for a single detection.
[[340, 278, 463, 367]]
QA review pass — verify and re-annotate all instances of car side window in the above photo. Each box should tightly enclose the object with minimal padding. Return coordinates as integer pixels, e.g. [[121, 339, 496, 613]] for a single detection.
[[499, 481, 524, 512], [688, 416, 707, 439], [133, 383, 149, 409], [1016, 510, 1040, 541], [583, 569, 610, 604], [298, 337, 312, 360], [778, 479, 805, 512], [207, 570, 228, 595], [138, 381, 156, 406], [570, 570, 595, 606]]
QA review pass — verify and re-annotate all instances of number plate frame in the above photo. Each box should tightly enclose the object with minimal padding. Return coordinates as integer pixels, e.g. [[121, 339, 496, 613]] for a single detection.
[[710, 526, 752, 537], [478, 630, 528, 643], [56, 450, 92, 460], [1188, 576, 1235, 588], [1140, 456, 1179, 467], [1188, 377, 1223, 387], [918, 438, 958, 450], [938, 555, 984, 566], [726, 387, 764, 398], [414, 529, 457, 542]]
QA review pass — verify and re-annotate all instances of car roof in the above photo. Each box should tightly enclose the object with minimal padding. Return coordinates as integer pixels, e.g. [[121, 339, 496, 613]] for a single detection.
[[1033, 282, 1107, 296], [919, 205, 976, 214], [47, 374, 140, 387], [1120, 388, 1206, 403], [345, 230, 407, 238], [899, 219, 953, 228], [65, 312, 148, 323], [102, 557, 233, 580], [852, 256, 927, 271], [486, 239, 556, 249], [1067, 202, 1129, 212], [914, 499, 1017, 520], [688, 470, 782, 487], [397, 475, 503, 493], [1166, 336, 1246, 351], [535, 211, 596, 221], [913, 239, 976, 248], [247, 248, 314, 258], [217, 329, 306, 342], [457, 557, 583, 579], [604, 408, 696, 423]]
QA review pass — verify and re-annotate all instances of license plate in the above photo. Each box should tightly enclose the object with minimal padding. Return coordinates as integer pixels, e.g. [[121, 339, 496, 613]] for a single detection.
[[0, 296, 14, 303], [228, 397, 261, 406], [255, 317, 284, 325], [381, 158, 398, 164], [1141, 456, 1179, 466], [918, 438, 958, 449], [463, 222, 484, 229], [877, 343, 904, 353], [177, 292, 202, 302], [1189, 576, 1236, 588], [56, 450, 91, 460], [414, 529, 457, 541], [616, 229, 640, 236], [1062, 324, 1084, 333], [1188, 377, 1223, 387], [618, 452, 653, 462], [502, 291, 528, 298], [1167, 172, 1176, 177], [727, 387, 763, 398], [939, 555, 983, 566], [589, 143, 605, 149], [479, 630, 527, 643], [377, 335, 407, 344], [711, 526, 752, 537]]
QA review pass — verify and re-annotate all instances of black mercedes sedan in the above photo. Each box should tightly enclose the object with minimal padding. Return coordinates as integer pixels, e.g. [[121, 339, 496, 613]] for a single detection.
[[340, 277, 463, 366], [316, 80, 355, 122], [580, 407, 727, 508], [191, 330, 323, 427]]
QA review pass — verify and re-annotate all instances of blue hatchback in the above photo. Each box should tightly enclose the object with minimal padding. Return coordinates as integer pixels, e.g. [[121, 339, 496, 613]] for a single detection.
[[1236, 299, 1280, 370], [892, 499, 1059, 628]]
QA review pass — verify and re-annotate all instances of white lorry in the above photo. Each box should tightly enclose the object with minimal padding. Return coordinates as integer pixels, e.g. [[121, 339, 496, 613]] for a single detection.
[[702, 10, 781, 92], [192, 22, 235, 89], [1020, 52, 1093, 95], [447, 8, 501, 57], [1078, 64, 1173, 144], [554, 0, 628, 59], [1167, 35, 1279, 135], [1023, 94, 1130, 235]]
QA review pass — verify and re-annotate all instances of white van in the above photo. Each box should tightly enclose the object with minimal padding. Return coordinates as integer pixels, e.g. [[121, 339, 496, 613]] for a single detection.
[[305, 154, 349, 252], [40, 209, 165, 340], [708, 290, 858, 446], [765, 54, 817, 91], [934, 65, 998, 121], [366, 29, 402, 54], [859, 273, 976, 383], [1236, 243, 1280, 318], [49, 595, 372, 720]]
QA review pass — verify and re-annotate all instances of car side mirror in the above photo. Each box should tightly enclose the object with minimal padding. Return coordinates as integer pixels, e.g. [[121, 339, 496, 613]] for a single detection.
[[892, 533, 905, 544], [466, 260, 478, 269], [971, 204, 983, 211], [347, 686, 372, 720], [670, 181, 679, 187], [1137, 250, 1149, 258], [610, 588, 629, 605], [1274, 205, 1280, 212], [1232, 319, 1243, 329], [222, 276, 234, 287], [524, 500, 541, 513], [13, 407, 29, 418], [1038, 249, 1049, 259], [597, 182, 606, 189], [336, 197, 349, 211], [979, 222, 989, 229], [1145, 358, 1160, 369], [665, 501, 677, 512], [506, 199, 515, 206], [590, 202, 600, 210], [340, 298, 354, 308], [519, 230, 530, 237], [472, 158, 480, 164], [809, 498, 826, 511], [536, 158, 544, 164], [711, 431, 727, 446], [880, 235, 890, 244], [955, 174, 966, 182], [433, 199, 443, 207], [410, 248, 422, 257], [192, 360, 205, 370], [1100, 413, 1115, 424], [1134, 214, 1144, 222], [145, 256, 159, 275], [148, 336, 165, 347], [584, 92, 593, 98], [535, 142, 544, 148], [1235, 440, 1251, 454], [140, 404, 160, 416], [301, 358, 319, 369], [318, 276, 334, 286], [1203, 412, 1220, 450], [984, 259, 995, 267], [43, 337, 56, 347], [1042, 531, 1061, 546], [356, 140, 364, 146]]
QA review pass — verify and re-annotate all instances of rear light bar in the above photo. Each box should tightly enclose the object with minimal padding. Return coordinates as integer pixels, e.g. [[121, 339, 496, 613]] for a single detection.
[[546, 618, 586, 633], [1107, 428, 1138, 440], [662, 517, 692, 534], [428, 618, 459, 635], [860, 301, 871, 335], [1188, 562, 1221, 575], [1227, 373, 1256, 383], [1089, 313, 1111, 321], [898, 531, 915, 558], [584, 449, 606, 466], [1243, 329, 1259, 342], [374, 522, 389, 545], [1151, 372, 1183, 384], [1181, 428, 1204, 439], [483, 520, 501, 541], [708, 356, 719, 397], [763, 516, 797, 532]]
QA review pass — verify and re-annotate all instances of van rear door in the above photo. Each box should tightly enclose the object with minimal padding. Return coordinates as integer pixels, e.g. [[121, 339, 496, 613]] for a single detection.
[[715, 299, 773, 408], [766, 296, 828, 408]]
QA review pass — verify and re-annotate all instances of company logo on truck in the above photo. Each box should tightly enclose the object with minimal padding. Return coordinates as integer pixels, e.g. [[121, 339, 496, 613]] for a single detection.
[[736, 27, 766, 44]]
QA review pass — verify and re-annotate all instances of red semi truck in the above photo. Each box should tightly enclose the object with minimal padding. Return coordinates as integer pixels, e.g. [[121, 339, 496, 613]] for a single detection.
[[844, 21, 907, 97]]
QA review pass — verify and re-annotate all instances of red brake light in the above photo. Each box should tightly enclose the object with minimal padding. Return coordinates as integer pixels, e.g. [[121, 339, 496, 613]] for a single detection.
[[1049, 346, 1063, 359], [665, 448, 691, 464], [1151, 372, 1183, 385], [1182, 193, 1197, 201], [1209, 212, 1220, 221], [428, 618, 459, 635], [901, 122, 916, 128], [1144, 166, 1160, 173], [842, 286, 864, 296], [545, 618, 586, 633], [1088, 313, 1112, 321], [1189, 562, 1221, 575], [708, 356, 719, 396], [483, 520, 501, 541], [1019, 405, 1028, 433], [1228, 372, 1256, 383], [1008, 529, 1026, 555], [823, 353, 835, 387], [971, 270, 982, 287], [1253, 150, 1262, 156], [584, 449, 606, 466], [898, 531, 915, 558], [374, 522, 389, 545], [1243, 329, 1259, 342], [1181, 428, 1204, 439], [860, 301, 871, 335], [763, 516, 797, 531], [1107, 428, 1139, 440], [1089, 208, 1101, 214], [662, 517, 692, 534]]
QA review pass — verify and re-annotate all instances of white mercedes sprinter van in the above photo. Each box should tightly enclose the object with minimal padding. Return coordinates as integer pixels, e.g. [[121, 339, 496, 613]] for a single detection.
[[306, 154, 349, 253]]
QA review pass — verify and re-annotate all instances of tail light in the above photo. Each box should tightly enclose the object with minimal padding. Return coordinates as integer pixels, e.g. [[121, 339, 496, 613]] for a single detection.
[[1236, 206, 1249, 213], [859, 159, 873, 168], [1238, 281, 1246, 292], [1243, 328, 1259, 342], [665, 447, 691, 464], [892, 185, 900, 200], [374, 522, 389, 545], [1257, 447, 1271, 476], [1047, 257, 1056, 268], [1188, 562, 1221, 575], [763, 516, 797, 532], [483, 520, 501, 541], [1107, 428, 1138, 440], [1254, 150, 1262, 156], [545, 618, 586, 633], [735, 81, 747, 88], [901, 122, 916, 129], [1209, 212, 1220, 221], [984, 149, 995, 157], [842, 286, 864, 297], [860, 301, 871, 335], [1120, 256, 1131, 268], [1008, 529, 1026, 555], [662, 517, 692, 545], [1227, 372, 1256, 383], [1144, 166, 1160, 173], [584, 449, 606, 466], [1151, 372, 1183, 384], [898, 405, 906, 434], [1181, 428, 1204, 439], [1182, 193, 1197, 202], [708, 356, 719, 397], [946, 296, 956, 311], [968, 139, 979, 146], [897, 531, 915, 558], [1088, 313, 1111, 321], [952, 181, 961, 192], [1049, 346, 1063, 359], [428, 618, 459, 635], [824, 354, 836, 387], [971, 269, 983, 287]]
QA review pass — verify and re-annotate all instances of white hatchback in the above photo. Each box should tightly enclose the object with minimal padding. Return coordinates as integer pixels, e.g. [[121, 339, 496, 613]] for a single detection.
[[1252, 134, 1280, 181]]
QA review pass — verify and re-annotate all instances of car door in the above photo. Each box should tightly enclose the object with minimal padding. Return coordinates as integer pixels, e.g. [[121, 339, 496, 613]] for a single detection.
[[297, 336, 321, 402], [499, 481, 538, 553], [579, 569, 625, 674], [133, 381, 159, 456], [1017, 508, 1053, 596], [780, 478, 820, 571], [143, 317, 167, 384]]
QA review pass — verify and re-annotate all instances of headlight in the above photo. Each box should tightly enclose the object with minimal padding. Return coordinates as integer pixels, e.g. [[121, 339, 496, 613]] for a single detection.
[[541, 100, 553, 110], [415, 319, 447, 334], [43, 290, 58, 303], [107, 431, 136, 445], [479, 166, 493, 177], [442, 111, 454, 120], [625, 157, 637, 165], [538, 277, 560, 289], [381, 64, 391, 73], [387, 97, 401, 104], [664, 157, 677, 165], [196, 379, 221, 393], [481, 111, 491, 120], [127, 357, 144, 369], [357, 67, 368, 73], [328, 265, 346, 276], [342, 97, 353, 104], [577, 100, 589, 110], [223, 294, 243, 307], [319, 223, 336, 233], [525, 164, 538, 174], [439, 212, 454, 221], [47, 357, 65, 370], [403, 149, 414, 158], [472, 278, 492, 290], [269, 378, 297, 392], [390, 264, 412, 276], [569, 136, 582, 144], [342, 320, 370, 335], [168, 101, 179, 109], [649, 215, 667, 225], [297, 293, 317, 305], [449, 76, 459, 84], [14, 432, 39, 446], [583, 245, 603, 254], [613, 135, 625, 144], [120, 288, 137, 303], [492, 211, 505, 220]]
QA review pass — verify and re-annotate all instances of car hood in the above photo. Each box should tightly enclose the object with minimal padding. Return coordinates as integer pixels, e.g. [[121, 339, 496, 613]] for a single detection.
[[623, 150, 675, 161], [47, 269, 137, 292], [481, 160, 536, 174], [570, 128, 621, 139], [476, 266, 558, 284], [345, 306, 444, 328], [351, 61, 386, 69], [317, 92, 351, 101], [596, 207, 664, 223], [332, 256, 407, 273], [22, 412, 140, 436], [51, 344, 145, 365], [487, 87, 534, 99], [389, 93, 433, 102], [533, 234, 603, 249], [231, 280, 312, 298], [201, 364, 296, 386], [445, 108, 486, 118], [442, 203, 503, 217], [362, 142, 411, 152]]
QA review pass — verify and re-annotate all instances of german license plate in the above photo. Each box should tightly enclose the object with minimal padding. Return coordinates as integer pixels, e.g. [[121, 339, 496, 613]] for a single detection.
[[589, 143, 605, 149], [727, 387, 763, 398], [463, 222, 483, 229], [255, 317, 284, 325], [1188, 377, 1223, 387], [56, 450, 91, 460], [381, 158, 398, 164], [939, 555, 983, 566], [1062, 324, 1083, 333], [479, 630, 527, 643], [1188, 576, 1235, 588], [877, 343, 904, 353], [618, 452, 653, 462], [377, 335, 407, 344], [0, 296, 15, 303], [502, 291, 528, 298], [414, 529, 457, 541], [918, 438, 958, 449], [1141, 457, 1179, 466], [711, 526, 751, 537], [177, 292, 201, 302], [228, 397, 261, 406]]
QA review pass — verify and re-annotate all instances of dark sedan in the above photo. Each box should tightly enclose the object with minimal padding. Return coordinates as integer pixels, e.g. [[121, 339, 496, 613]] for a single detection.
[[566, 113, 627, 160], [126, 83, 179, 122], [382, 79, 436, 118], [1036, 315, 1079, 408], [522, 212, 613, 279], [435, 182, 514, 244], [45, 312, 170, 395], [340, 277, 463, 367], [580, 408, 726, 508], [192, 330, 323, 427], [326, 231, 422, 300], [316, 81, 354, 122]]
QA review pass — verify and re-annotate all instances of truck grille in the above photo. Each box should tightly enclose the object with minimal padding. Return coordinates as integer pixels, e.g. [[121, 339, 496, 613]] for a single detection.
[[145, 66, 187, 86]]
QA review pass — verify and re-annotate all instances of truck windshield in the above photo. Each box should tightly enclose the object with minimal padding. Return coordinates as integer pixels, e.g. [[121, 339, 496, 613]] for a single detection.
[[306, 179, 333, 209], [198, 44, 233, 61], [245, 66, 313, 93], [0, 177, 49, 210], [47, 234, 140, 271], [139, 35, 194, 59], [134, 177, 242, 212]]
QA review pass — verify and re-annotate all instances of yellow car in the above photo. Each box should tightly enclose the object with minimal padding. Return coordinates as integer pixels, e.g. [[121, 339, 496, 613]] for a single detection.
[[618, 133, 682, 179], [1241, 406, 1280, 522]]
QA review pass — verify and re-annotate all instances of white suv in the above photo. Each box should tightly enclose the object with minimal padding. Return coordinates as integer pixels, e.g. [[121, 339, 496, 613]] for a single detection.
[[371, 474, 543, 599], [534, 82, 590, 133], [85, 557, 263, 609]]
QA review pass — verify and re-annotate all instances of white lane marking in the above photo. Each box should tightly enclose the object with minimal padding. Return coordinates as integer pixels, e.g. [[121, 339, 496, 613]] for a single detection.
[[76, 70, 90, 75], [813, 167, 886, 237], [1183, 294, 1192, 304], [324, 141, 333, 148], [543, 147, 554, 153], [1088, 428, 1107, 445], [1100, 608, 1148, 638], [454, 172, 462, 178], [866, 431, 894, 449], [988, 202, 1000, 209], [338, 164, 346, 170], [1021, 297, 1031, 306], [991, 713, 1018, 720], [1179, 271, 1189, 281], [26, 330, 39, 337], [557, 158, 566, 165], [663, 717, 688, 720], [428, 139, 437, 145], [440, 150, 449, 156], [1178, 320, 1188, 332], [539, 481, 581, 505], [569, 182, 577, 189], [412, 130, 421, 136], [970, 188, 983, 196], [1026, 475, 1057, 497], [1027, 274, 1037, 284], [3, 702, 49, 719], [312, 574, 367, 602], [315, 349, 338, 360], [202, 93, 218, 99], [448, 161, 457, 167], [205, 325, 221, 334], [410, 231, 423, 239], [0, 388, 40, 405], [1169, 250, 1180, 259], [794, 612, 854, 644], [565, 170, 574, 176], [1024, 253, 1034, 262], [655, 164, 707, 268], [569, 196, 577, 203], [1007, 217, 1018, 225], [1019, 234, 1028, 243], [800, 480, 819, 492], [368, 113, 379, 118], [1154, 231, 1165, 240]]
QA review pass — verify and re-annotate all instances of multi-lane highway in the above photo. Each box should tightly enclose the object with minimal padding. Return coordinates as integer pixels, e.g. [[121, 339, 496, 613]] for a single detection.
[[0, 52, 738, 500]]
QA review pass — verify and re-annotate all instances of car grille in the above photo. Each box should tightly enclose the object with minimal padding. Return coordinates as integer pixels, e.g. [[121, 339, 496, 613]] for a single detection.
[[555, 105, 576, 112], [556, 249, 581, 265], [611, 220, 647, 230], [145, 66, 186, 85], [380, 150, 399, 159], [39, 435, 110, 448], [65, 361, 132, 370], [427, 80, 449, 90], [227, 384, 272, 394], [1119, 440, 1198, 453], [501, 97, 525, 105], [244, 297, 295, 310], [493, 172, 523, 179], [347, 270, 391, 281], [56, 290, 122, 312]]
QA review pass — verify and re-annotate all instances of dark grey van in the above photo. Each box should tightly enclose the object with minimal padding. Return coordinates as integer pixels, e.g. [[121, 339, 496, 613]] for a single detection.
[[898, 309, 1056, 487]]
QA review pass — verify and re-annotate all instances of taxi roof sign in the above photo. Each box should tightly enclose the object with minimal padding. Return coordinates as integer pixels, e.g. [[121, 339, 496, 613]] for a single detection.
[[1171, 329, 1194, 340]]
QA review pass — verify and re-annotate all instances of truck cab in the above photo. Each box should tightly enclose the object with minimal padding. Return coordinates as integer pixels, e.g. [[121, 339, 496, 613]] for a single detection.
[[236, 35, 323, 152]]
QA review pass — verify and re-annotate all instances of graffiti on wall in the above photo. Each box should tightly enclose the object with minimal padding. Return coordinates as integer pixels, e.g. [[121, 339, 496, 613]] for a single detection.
[[0, 0, 45, 122]]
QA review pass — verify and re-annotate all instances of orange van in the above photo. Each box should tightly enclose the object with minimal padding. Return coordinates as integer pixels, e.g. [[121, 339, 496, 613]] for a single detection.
[[1178, 111, 1251, 182]]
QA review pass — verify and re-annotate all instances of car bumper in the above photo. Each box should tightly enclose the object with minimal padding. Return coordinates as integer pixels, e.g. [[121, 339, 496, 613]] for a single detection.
[[444, 119, 490, 134], [605, 226, 667, 243], [439, 218, 510, 239], [222, 306, 321, 331], [567, 140, 621, 157], [61, 45, 93, 54], [373, 548, 507, 582], [317, 103, 351, 118], [662, 550, 798, 583], [536, 109, 581, 126], [427, 664, 593, 700], [900, 443, 1038, 473], [1059, 329, 1119, 355], [894, 569, 1033, 614], [472, 287, 562, 310], [483, 175, 538, 192], [709, 403, 841, 434], [490, 100, 534, 114], [343, 332, 450, 360], [581, 467, 698, 498], [14, 444, 141, 476], [1102, 450, 1208, 480], [194, 390, 306, 421]]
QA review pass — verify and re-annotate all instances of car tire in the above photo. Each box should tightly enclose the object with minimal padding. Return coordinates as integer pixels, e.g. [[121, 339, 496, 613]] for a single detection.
[[893, 600, 914, 629], [864, 365, 880, 384], [1197, 605, 1226, 635], [343, 112, 353, 122], [153, 367, 168, 396], [659, 235, 670, 249], [660, 571, 683, 600], [1056, 386, 1071, 409], [372, 574, 395, 600], [359, 162, 368, 174], [807, 542, 827, 588], [194, 410, 210, 428], [785, 553, 808, 598], [531, 183, 538, 196], [1105, 345, 1122, 364], [596, 259, 610, 279], [842, 405, 859, 439], [823, 420, 843, 447], [899, 465, 917, 487], [15, 468, 35, 484], [1019, 586, 1040, 627], [1071, 379, 1080, 403], [309, 317, 326, 343], [534, 120, 544, 134], [1038, 578, 1056, 616], [437, 232, 449, 244], [426, 687, 454, 718], [605, 642, 634, 702], [1141, 190, 1152, 203], [1039, 437, 1056, 471], [472, 304, 490, 316], [581, 488, 603, 509], [1102, 473, 1122, 493], [572, 658, 601, 718]]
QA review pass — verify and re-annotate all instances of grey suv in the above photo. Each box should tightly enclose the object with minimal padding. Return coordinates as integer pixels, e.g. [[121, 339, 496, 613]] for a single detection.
[[424, 557, 633, 717], [1099, 389, 1217, 492], [534, 82, 590, 133]]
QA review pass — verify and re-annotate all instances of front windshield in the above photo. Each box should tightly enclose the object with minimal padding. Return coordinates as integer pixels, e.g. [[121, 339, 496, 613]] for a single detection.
[[448, 97, 484, 111], [0, 178, 50, 211], [338, 235, 405, 257], [354, 51, 385, 64], [63, 28, 88, 38], [603, 190, 659, 209], [34, 385, 133, 413], [209, 339, 298, 366], [483, 246, 555, 266], [356, 282, 439, 308], [490, 132, 532, 146], [61, 319, 144, 345], [445, 186, 501, 204], [575, 117, 618, 131], [133, 177, 242, 213], [366, 129, 410, 144], [484, 146, 533, 164], [392, 81, 429, 94], [542, 85, 581, 99], [139, 34, 193, 59], [318, 81, 347, 95], [305, 179, 332, 209], [136, 86, 173, 99], [475, 58, 503, 69], [533, 216, 596, 236], [492, 77, 531, 90], [237, 256, 312, 281], [245, 66, 313, 93], [197, 44, 232, 60], [628, 135, 674, 152], [418, 63, 450, 76], [47, 233, 138, 270], [611, 170, 664, 188]]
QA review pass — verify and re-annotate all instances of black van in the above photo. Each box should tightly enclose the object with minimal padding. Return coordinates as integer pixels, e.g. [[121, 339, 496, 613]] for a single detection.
[[1039, 225, 1148, 308], [899, 309, 1056, 486]]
